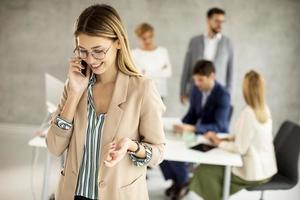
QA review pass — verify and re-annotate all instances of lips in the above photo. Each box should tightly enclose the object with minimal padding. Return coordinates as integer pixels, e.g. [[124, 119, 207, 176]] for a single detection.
[[91, 62, 104, 69]]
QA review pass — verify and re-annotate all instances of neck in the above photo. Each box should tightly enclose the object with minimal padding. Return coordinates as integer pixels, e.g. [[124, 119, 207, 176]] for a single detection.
[[206, 81, 215, 92], [95, 64, 118, 84], [141, 44, 157, 51], [207, 29, 217, 39]]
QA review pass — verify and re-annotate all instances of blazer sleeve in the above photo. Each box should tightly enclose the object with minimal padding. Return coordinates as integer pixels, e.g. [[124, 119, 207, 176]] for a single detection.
[[138, 79, 166, 166], [182, 86, 198, 125], [218, 108, 255, 155], [45, 79, 74, 157], [180, 39, 193, 96]]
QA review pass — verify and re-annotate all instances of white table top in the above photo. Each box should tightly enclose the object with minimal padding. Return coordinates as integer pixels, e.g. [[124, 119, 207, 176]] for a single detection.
[[163, 117, 243, 167], [28, 136, 46, 148]]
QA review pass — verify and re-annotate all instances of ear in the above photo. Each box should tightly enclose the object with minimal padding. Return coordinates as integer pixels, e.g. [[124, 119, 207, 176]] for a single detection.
[[115, 39, 121, 49]]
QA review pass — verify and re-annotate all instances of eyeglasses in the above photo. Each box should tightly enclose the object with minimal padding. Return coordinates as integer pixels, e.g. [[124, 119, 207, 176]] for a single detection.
[[73, 43, 113, 60]]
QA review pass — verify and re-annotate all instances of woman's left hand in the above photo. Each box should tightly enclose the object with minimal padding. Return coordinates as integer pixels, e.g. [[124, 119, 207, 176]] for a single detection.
[[205, 131, 221, 146], [104, 138, 131, 168]]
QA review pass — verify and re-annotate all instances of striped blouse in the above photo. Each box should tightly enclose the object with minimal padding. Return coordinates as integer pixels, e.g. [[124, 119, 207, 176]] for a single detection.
[[73, 73, 152, 199]]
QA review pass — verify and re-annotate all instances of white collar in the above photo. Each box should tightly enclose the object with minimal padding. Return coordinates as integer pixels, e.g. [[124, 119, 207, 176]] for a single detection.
[[205, 32, 222, 40]]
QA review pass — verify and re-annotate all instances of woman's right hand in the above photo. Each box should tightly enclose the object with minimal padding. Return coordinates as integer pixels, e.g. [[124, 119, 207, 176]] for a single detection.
[[68, 57, 91, 96]]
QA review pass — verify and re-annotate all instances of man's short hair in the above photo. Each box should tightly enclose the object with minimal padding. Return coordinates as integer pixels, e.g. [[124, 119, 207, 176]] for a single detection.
[[192, 60, 216, 76], [207, 7, 226, 18]]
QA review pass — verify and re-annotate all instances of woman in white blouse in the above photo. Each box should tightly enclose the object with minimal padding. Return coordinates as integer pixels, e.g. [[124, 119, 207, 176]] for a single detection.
[[189, 70, 278, 200], [131, 23, 172, 100]]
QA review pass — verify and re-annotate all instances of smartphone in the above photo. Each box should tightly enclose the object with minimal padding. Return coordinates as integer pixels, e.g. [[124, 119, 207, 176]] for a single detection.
[[80, 60, 88, 77], [190, 143, 216, 152]]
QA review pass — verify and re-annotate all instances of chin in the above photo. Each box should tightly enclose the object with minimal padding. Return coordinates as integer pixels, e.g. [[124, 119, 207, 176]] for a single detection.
[[90, 62, 106, 74], [92, 67, 107, 75]]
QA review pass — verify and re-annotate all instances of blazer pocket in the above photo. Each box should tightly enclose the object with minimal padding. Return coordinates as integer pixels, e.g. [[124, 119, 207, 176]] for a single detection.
[[119, 174, 148, 200]]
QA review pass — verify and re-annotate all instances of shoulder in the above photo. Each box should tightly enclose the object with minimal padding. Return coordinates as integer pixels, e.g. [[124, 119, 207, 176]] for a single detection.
[[215, 82, 230, 97], [241, 106, 257, 121], [128, 75, 154, 92], [190, 34, 203, 44], [157, 46, 168, 53], [221, 35, 233, 47]]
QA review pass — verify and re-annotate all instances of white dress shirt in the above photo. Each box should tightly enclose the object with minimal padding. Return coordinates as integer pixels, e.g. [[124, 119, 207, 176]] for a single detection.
[[131, 46, 172, 97], [203, 33, 222, 61], [219, 106, 278, 181]]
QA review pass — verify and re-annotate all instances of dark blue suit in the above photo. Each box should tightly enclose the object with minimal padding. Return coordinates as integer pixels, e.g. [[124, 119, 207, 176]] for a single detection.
[[160, 81, 231, 185], [182, 81, 231, 134]]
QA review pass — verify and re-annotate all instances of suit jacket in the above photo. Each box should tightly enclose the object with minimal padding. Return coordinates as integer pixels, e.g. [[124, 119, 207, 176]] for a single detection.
[[46, 71, 166, 200], [182, 81, 231, 134], [180, 34, 234, 96]]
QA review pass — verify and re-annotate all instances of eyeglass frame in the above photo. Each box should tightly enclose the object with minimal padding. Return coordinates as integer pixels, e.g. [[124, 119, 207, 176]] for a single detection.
[[73, 42, 114, 60]]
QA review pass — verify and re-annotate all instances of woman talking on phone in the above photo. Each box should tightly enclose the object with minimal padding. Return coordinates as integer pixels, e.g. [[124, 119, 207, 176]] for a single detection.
[[46, 4, 166, 200]]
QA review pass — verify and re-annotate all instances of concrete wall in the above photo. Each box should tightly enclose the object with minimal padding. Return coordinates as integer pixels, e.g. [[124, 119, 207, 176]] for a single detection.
[[1, 0, 300, 132]]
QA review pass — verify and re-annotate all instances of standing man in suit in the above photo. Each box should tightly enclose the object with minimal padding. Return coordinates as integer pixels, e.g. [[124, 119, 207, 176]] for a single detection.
[[160, 60, 231, 200], [180, 7, 234, 104]]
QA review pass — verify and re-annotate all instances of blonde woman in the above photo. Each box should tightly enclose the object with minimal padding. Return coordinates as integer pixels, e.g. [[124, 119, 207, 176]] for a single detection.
[[189, 70, 277, 200], [131, 23, 172, 100], [46, 4, 166, 200]]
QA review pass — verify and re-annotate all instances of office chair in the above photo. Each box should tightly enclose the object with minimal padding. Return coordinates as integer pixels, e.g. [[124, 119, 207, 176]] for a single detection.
[[246, 121, 300, 200]]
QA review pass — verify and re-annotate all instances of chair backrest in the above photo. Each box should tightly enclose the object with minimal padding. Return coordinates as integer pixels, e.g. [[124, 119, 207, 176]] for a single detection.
[[228, 105, 234, 123], [274, 121, 300, 185]]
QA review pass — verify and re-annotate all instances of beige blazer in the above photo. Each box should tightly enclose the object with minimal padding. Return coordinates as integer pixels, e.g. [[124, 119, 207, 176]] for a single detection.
[[46, 71, 166, 200]]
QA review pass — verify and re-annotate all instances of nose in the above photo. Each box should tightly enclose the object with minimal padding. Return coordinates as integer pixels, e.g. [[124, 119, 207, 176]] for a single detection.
[[86, 53, 97, 65]]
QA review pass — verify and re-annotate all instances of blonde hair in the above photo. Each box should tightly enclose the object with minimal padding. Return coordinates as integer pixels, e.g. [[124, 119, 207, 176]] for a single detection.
[[135, 23, 154, 37], [73, 4, 141, 76], [243, 70, 268, 123]]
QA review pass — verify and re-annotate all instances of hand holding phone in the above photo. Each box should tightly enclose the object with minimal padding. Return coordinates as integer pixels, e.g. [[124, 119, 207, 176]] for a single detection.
[[80, 60, 88, 77]]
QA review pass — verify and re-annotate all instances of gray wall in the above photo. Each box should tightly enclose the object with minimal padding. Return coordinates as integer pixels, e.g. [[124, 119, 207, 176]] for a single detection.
[[1, 0, 300, 132]]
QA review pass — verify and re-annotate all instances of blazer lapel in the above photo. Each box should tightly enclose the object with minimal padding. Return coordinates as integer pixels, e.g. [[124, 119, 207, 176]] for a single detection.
[[74, 89, 88, 173], [100, 72, 129, 146], [214, 36, 224, 62], [99, 72, 129, 181]]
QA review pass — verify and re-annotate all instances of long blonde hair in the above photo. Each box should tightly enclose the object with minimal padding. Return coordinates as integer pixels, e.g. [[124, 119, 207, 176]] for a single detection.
[[243, 70, 268, 123], [73, 4, 141, 76]]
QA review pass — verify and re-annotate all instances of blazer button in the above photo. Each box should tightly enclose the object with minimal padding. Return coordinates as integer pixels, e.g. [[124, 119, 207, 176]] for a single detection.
[[99, 180, 106, 188]]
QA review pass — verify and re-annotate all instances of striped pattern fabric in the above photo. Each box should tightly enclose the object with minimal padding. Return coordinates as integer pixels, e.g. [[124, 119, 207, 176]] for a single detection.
[[75, 74, 105, 199]]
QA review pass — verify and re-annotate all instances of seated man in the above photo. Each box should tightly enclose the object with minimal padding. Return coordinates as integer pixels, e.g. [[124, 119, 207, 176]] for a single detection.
[[160, 60, 231, 200]]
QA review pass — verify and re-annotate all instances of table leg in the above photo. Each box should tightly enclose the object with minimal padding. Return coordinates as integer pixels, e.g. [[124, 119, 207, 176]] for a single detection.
[[222, 165, 231, 200], [42, 151, 51, 200]]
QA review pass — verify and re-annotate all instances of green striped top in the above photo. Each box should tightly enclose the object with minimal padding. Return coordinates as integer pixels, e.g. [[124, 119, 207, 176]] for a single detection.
[[75, 74, 105, 199]]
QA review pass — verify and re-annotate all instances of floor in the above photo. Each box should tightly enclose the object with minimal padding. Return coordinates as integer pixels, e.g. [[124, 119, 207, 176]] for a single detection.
[[0, 123, 299, 200]]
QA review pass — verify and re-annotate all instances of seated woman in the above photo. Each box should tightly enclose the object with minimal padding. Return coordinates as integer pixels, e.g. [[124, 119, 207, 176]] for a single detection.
[[189, 70, 278, 200]]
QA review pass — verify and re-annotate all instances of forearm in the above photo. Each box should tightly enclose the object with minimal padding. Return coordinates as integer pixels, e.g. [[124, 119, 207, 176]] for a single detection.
[[59, 92, 81, 122], [128, 139, 146, 158]]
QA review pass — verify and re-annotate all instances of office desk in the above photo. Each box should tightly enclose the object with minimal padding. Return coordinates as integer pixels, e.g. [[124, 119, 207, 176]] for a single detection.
[[28, 136, 51, 200], [163, 117, 243, 200]]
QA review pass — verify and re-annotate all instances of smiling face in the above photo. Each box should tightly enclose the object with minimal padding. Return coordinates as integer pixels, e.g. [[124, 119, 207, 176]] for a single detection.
[[76, 33, 120, 75]]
